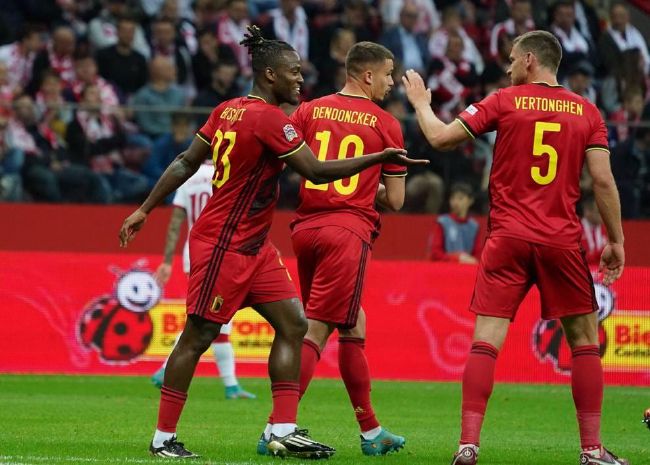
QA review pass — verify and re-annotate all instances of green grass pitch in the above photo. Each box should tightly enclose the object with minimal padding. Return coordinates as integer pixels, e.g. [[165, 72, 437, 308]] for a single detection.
[[1, 375, 648, 465]]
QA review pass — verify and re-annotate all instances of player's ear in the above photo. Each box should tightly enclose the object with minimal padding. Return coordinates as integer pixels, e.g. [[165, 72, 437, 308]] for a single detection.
[[363, 69, 373, 86], [264, 67, 276, 83]]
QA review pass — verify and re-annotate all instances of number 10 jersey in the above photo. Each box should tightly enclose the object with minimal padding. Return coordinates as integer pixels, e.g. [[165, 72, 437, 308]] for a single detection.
[[290, 93, 407, 244]]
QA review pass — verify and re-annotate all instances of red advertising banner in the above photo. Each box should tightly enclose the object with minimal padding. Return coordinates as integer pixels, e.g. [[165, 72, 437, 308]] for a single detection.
[[1, 251, 648, 385]]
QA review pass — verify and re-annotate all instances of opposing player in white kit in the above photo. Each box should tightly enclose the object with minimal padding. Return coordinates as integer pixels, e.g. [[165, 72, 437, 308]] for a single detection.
[[151, 161, 256, 400]]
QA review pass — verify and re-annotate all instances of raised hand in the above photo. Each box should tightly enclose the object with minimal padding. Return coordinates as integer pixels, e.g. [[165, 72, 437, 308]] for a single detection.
[[401, 69, 432, 109]]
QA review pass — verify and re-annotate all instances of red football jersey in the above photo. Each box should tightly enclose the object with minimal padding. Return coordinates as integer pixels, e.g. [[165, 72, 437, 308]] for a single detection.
[[457, 83, 609, 248], [290, 93, 406, 242], [191, 95, 305, 254]]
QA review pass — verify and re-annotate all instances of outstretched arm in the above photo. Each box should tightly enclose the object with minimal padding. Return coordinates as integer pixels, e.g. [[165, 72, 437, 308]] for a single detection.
[[284, 143, 427, 185], [119, 137, 209, 247], [402, 69, 470, 151]]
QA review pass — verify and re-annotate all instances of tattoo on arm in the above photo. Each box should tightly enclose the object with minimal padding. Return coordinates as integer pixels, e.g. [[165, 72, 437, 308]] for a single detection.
[[163, 208, 187, 264]]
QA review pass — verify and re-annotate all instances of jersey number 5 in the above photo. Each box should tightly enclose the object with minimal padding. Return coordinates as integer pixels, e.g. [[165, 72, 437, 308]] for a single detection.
[[212, 129, 235, 188], [531, 121, 561, 185], [305, 130, 364, 195]]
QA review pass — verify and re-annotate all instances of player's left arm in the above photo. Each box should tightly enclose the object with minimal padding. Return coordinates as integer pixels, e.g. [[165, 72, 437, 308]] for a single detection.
[[402, 69, 471, 151], [119, 137, 210, 247], [376, 175, 405, 211]]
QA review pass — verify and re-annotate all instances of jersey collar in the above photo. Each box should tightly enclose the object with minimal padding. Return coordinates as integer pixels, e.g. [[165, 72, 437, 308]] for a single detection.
[[532, 81, 563, 88], [337, 91, 370, 100], [247, 94, 267, 103]]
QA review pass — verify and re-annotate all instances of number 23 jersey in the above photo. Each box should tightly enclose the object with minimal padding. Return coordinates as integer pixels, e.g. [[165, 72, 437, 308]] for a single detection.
[[456, 83, 608, 248], [192, 96, 305, 255]]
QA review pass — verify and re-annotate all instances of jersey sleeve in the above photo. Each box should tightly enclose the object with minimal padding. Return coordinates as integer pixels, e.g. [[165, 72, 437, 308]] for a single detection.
[[255, 107, 305, 159], [455, 91, 501, 138], [586, 106, 610, 154], [381, 116, 407, 177], [196, 104, 224, 146]]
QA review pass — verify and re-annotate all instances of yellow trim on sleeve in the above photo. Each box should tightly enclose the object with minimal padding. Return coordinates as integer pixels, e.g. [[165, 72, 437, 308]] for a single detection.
[[585, 147, 610, 155], [196, 132, 211, 145], [455, 118, 475, 140], [278, 141, 306, 159], [382, 172, 408, 178]]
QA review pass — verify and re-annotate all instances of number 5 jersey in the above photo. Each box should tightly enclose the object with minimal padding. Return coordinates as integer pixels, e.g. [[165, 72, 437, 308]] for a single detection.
[[456, 83, 609, 248]]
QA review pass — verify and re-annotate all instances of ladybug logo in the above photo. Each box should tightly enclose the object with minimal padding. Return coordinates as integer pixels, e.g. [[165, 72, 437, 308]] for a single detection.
[[77, 264, 161, 363], [532, 281, 614, 374]]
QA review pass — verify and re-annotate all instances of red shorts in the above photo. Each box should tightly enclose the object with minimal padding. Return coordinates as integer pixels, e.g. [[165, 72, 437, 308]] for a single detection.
[[470, 236, 597, 320], [292, 226, 370, 329], [186, 238, 297, 324]]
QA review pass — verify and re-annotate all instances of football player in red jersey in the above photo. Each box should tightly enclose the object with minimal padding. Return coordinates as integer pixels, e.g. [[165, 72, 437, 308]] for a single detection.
[[119, 26, 425, 460], [259, 41, 407, 456], [403, 31, 626, 465]]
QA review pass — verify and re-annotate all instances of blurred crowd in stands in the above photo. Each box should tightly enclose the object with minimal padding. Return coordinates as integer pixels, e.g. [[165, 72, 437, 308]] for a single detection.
[[0, 0, 648, 218]]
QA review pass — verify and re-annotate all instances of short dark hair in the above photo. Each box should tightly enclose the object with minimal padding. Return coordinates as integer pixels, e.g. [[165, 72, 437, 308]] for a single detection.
[[450, 182, 474, 198], [240, 25, 295, 74], [345, 41, 394, 78], [512, 30, 562, 73]]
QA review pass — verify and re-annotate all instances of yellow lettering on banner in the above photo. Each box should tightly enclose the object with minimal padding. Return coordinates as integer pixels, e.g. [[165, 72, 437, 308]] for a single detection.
[[146, 302, 274, 362], [602, 312, 650, 370]]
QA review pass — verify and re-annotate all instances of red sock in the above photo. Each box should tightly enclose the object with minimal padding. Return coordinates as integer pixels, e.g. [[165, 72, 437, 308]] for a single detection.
[[571, 345, 602, 450], [460, 341, 498, 446], [271, 381, 300, 424], [339, 337, 380, 432], [299, 339, 321, 398], [157, 385, 188, 433]]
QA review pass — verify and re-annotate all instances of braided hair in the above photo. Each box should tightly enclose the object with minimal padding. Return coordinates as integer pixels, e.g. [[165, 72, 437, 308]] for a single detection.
[[240, 25, 296, 74]]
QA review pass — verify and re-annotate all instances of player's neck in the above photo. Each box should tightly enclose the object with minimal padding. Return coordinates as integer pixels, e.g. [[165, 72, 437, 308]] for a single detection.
[[340, 80, 371, 100], [527, 71, 559, 87], [248, 86, 277, 105]]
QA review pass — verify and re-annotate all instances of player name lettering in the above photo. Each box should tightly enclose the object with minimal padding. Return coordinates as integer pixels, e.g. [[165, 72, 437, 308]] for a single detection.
[[312, 106, 378, 127], [514, 96, 583, 116], [220, 107, 247, 122]]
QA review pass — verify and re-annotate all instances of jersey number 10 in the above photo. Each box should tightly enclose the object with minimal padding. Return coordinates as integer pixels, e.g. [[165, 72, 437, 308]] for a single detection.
[[305, 130, 364, 195], [531, 121, 561, 185]]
